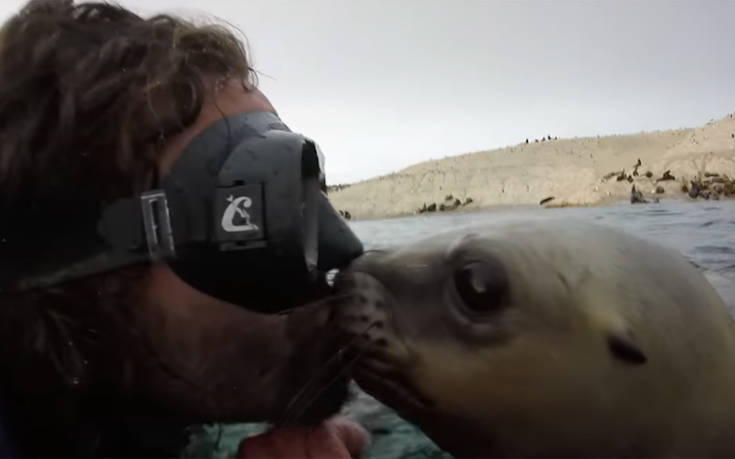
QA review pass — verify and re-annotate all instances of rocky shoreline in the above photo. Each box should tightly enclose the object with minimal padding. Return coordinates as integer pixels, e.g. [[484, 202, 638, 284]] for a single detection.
[[332, 166, 735, 220], [329, 113, 735, 220]]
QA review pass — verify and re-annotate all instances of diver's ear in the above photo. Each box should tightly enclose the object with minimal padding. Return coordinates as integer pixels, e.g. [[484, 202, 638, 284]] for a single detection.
[[606, 333, 647, 365]]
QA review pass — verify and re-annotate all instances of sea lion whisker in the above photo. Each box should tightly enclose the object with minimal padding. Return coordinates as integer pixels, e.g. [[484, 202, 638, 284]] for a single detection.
[[278, 336, 354, 423], [279, 344, 367, 426], [278, 322, 376, 425], [275, 293, 355, 316], [281, 322, 375, 416]]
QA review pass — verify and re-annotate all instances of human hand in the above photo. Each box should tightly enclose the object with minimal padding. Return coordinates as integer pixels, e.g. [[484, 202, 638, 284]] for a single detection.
[[237, 416, 370, 458]]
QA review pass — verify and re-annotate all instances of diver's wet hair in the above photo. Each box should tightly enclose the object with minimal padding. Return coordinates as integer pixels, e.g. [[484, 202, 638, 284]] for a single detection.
[[0, 1, 254, 455], [0, 0, 254, 199]]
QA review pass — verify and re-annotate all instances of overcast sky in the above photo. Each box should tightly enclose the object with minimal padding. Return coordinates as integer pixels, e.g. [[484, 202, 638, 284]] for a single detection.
[[2, 1, 734, 184]]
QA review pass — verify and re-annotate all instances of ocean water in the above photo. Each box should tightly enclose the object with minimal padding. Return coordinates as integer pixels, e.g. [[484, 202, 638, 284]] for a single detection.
[[186, 200, 735, 458]]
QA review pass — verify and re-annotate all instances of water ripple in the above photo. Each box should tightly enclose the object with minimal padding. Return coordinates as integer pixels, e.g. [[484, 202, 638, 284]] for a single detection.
[[694, 246, 735, 255]]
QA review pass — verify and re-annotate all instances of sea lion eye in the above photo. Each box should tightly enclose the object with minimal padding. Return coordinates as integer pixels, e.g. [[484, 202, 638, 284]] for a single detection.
[[453, 260, 509, 314]]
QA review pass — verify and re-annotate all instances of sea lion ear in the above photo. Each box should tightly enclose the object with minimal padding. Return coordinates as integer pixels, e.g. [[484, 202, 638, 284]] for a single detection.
[[606, 333, 647, 365], [576, 278, 647, 365]]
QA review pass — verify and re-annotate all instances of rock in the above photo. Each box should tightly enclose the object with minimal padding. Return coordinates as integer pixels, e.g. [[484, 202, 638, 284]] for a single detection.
[[627, 176, 634, 183], [344, 211, 352, 220], [645, 171, 653, 178], [444, 194, 454, 201], [539, 196, 555, 205], [656, 170, 676, 182], [635, 158, 642, 167], [603, 171, 622, 181], [655, 186, 665, 194], [464, 197, 473, 205], [630, 185, 648, 204], [724, 181, 735, 196], [442, 199, 461, 212], [704, 172, 720, 178], [616, 171, 627, 182], [339, 210, 345, 217], [701, 190, 711, 200], [427, 203, 437, 212], [525, 138, 529, 144], [327, 183, 351, 193]]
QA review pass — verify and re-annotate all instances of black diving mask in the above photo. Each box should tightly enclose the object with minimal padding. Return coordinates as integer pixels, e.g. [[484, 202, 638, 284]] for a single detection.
[[1, 112, 363, 312]]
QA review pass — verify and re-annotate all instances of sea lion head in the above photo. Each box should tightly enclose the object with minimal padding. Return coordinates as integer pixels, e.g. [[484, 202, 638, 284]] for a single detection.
[[335, 220, 735, 457]]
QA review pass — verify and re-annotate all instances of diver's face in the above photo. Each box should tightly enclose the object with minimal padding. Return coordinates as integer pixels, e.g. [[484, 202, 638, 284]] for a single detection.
[[126, 79, 349, 423], [131, 265, 348, 422]]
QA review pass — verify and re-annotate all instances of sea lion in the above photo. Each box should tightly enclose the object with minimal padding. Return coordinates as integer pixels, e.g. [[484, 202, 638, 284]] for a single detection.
[[334, 220, 735, 457]]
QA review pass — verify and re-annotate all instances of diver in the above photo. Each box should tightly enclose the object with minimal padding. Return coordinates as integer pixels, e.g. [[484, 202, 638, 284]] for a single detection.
[[0, 0, 368, 457]]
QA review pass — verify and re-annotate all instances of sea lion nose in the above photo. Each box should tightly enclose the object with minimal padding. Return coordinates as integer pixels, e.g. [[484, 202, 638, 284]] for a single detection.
[[332, 250, 387, 296], [333, 249, 386, 282]]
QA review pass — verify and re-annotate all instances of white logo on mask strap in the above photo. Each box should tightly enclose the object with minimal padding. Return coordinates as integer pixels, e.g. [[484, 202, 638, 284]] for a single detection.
[[221, 195, 259, 232]]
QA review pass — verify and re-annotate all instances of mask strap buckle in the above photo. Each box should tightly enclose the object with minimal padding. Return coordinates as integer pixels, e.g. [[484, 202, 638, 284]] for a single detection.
[[140, 190, 176, 261]]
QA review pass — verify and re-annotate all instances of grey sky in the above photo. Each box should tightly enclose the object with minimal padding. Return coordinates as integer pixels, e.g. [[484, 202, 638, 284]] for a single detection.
[[2, 1, 734, 184]]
